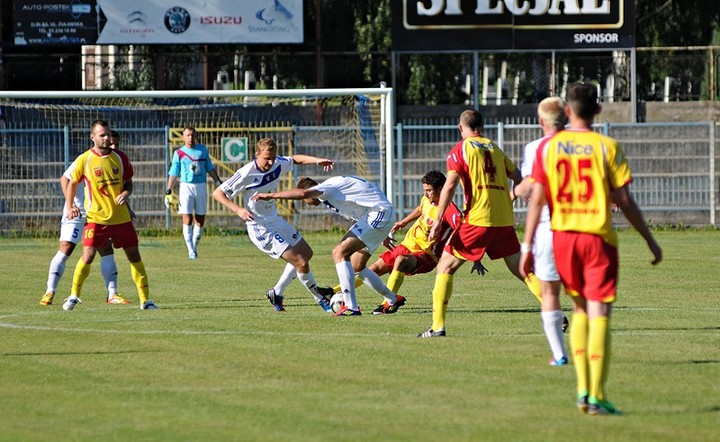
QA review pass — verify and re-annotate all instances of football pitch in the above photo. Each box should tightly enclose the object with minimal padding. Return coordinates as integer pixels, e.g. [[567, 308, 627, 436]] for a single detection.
[[1, 229, 718, 441]]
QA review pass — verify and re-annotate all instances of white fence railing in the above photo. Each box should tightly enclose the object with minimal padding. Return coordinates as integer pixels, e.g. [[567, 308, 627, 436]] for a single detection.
[[0, 121, 717, 235]]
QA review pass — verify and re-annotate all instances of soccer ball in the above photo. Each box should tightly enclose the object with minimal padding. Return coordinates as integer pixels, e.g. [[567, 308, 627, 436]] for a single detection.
[[329, 293, 344, 313]]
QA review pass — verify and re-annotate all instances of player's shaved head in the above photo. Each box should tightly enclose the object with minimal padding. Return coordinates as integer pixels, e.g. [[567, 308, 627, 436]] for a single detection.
[[566, 83, 601, 120], [459, 109, 483, 132]]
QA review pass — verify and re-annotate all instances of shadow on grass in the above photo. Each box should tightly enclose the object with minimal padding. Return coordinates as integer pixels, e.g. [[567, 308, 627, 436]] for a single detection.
[[3, 349, 159, 356]]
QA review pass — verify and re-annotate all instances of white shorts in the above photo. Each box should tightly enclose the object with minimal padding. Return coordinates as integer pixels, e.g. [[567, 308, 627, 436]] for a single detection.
[[533, 220, 560, 282], [178, 182, 208, 215], [349, 207, 394, 254], [247, 217, 303, 259], [59, 215, 84, 244]]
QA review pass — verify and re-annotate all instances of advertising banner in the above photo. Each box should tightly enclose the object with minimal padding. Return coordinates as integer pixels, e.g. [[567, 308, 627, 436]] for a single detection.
[[13, 0, 304, 46], [13, 0, 99, 45], [392, 0, 635, 51]]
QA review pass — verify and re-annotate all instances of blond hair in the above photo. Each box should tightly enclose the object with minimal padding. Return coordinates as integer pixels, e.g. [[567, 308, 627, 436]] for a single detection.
[[537, 97, 567, 130], [255, 138, 277, 154]]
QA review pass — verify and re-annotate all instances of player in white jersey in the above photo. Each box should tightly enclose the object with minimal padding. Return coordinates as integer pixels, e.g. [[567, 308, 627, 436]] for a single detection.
[[251, 175, 403, 317], [212, 138, 336, 313], [40, 162, 123, 306], [514, 97, 569, 366]]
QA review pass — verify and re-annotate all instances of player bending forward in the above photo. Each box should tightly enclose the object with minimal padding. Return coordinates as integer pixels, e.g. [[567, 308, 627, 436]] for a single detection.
[[252, 175, 401, 316], [330, 170, 462, 314], [213, 138, 336, 313]]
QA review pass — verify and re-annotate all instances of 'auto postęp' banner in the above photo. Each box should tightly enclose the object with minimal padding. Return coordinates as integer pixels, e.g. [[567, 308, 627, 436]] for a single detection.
[[392, 0, 635, 51], [12, 0, 304, 46], [13, 0, 98, 45]]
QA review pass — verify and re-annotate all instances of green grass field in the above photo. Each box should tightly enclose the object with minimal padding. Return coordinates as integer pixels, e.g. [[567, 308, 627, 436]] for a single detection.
[[1, 229, 718, 441]]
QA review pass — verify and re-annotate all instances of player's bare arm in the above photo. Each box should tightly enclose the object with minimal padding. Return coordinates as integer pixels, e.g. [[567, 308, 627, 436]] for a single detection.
[[208, 169, 223, 187], [212, 186, 253, 221], [116, 179, 132, 205], [291, 154, 335, 171], [613, 186, 663, 265], [392, 206, 422, 234], [251, 188, 322, 202], [520, 181, 548, 279], [513, 176, 534, 201], [429, 172, 459, 242], [64, 179, 81, 220]]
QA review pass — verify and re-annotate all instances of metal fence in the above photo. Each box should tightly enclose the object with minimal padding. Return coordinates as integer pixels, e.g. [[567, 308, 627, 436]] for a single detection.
[[0, 121, 717, 236], [393, 121, 718, 227]]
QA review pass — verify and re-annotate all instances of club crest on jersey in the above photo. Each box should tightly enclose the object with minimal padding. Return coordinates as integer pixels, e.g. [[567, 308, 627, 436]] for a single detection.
[[112, 167, 119, 175], [94, 167, 102, 177]]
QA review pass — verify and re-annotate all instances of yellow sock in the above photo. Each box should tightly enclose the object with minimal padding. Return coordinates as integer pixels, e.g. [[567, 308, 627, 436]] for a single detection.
[[524, 272, 542, 303], [333, 276, 363, 294], [387, 270, 405, 294], [129, 260, 150, 304], [570, 312, 589, 398], [588, 316, 610, 402], [70, 260, 92, 296], [431, 273, 453, 331]]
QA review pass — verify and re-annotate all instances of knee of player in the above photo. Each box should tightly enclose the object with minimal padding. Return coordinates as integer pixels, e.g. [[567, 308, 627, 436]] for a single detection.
[[395, 256, 414, 272]]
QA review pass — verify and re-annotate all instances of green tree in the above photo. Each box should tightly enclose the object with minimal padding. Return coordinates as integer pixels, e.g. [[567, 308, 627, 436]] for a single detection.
[[637, 0, 720, 99], [354, 0, 392, 83]]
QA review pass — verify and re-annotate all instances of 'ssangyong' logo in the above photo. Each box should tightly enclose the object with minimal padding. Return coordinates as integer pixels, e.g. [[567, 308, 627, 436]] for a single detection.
[[164, 6, 191, 34]]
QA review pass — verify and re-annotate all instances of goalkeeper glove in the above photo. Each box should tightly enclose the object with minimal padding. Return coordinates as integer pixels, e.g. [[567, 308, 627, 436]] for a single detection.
[[470, 260, 488, 276], [164, 190, 179, 211]]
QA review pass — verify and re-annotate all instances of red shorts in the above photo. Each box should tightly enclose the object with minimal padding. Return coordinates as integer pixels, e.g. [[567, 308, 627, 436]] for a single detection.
[[83, 222, 139, 249], [552, 231, 618, 303], [444, 224, 520, 262], [379, 244, 438, 275]]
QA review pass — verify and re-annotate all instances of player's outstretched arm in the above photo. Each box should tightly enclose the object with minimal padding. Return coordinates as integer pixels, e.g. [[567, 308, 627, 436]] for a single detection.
[[392, 206, 422, 234], [251, 188, 322, 202], [292, 154, 335, 172]]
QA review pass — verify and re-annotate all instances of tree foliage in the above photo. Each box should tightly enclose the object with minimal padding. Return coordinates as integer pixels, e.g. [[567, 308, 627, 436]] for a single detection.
[[637, 0, 720, 46]]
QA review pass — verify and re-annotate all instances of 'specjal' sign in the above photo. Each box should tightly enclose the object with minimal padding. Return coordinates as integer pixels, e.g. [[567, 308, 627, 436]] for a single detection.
[[392, 0, 635, 51]]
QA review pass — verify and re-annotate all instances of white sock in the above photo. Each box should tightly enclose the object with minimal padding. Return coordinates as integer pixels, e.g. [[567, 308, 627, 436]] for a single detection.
[[297, 271, 322, 302], [273, 262, 297, 296], [541, 310, 567, 361], [335, 261, 358, 310], [47, 250, 70, 292], [100, 254, 118, 298], [192, 224, 203, 251], [357, 268, 396, 304], [183, 224, 194, 253]]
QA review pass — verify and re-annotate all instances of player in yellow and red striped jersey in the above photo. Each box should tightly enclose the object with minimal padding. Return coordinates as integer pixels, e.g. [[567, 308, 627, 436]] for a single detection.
[[417, 109, 547, 338], [520, 83, 662, 415], [61, 120, 157, 311]]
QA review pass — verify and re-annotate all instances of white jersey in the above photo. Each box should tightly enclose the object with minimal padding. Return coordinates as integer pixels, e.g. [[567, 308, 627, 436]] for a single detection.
[[521, 136, 551, 224], [62, 162, 86, 222], [220, 155, 295, 225], [312, 175, 392, 222]]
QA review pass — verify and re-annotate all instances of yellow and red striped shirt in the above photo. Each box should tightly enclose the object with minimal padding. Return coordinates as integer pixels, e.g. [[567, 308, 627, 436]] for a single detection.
[[446, 135, 517, 227], [67, 148, 134, 225], [401, 197, 462, 259], [532, 129, 632, 246]]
